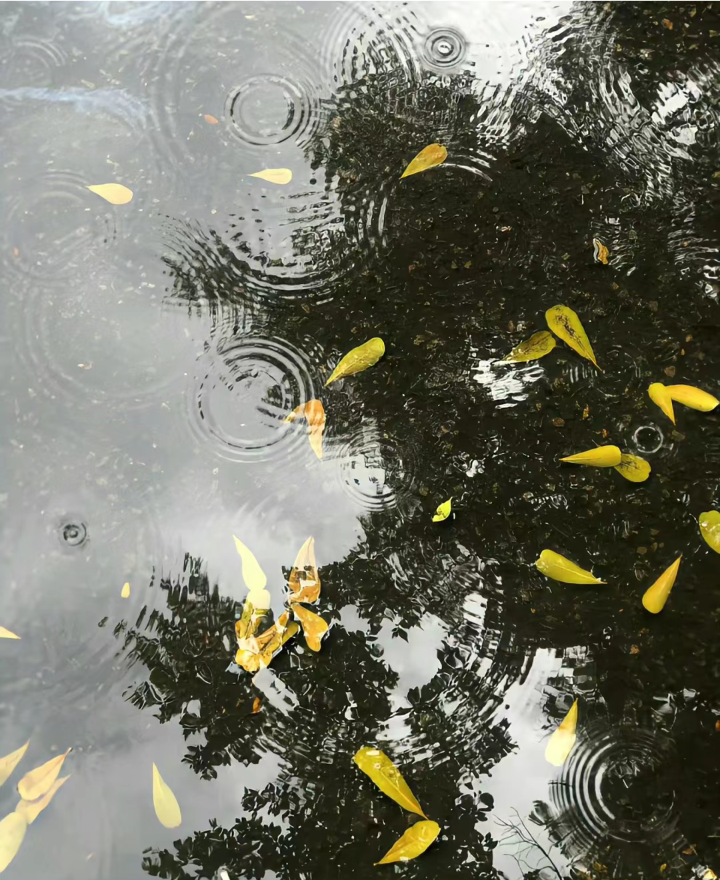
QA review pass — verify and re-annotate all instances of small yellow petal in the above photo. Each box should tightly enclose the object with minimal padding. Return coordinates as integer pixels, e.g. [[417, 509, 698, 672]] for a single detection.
[[614, 454, 651, 483], [86, 183, 134, 205], [642, 556, 682, 614], [121, 582, 131, 599], [699, 511, 720, 554], [648, 383, 675, 423], [666, 384, 719, 412], [401, 144, 447, 179], [249, 168, 292, 185], [325, 338, 385, 386], [152, 763, 182, 828], [503, 331, 556, 363], [536, 550, 604, 584], [545, 700, 578, 766], [432, 498, 452, 522], [560, 445, 621, 467]]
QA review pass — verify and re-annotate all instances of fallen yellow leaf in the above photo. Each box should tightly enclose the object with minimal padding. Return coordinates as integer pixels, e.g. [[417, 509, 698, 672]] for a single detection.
[[0, 812, 27, 873], [536, 549, 605, 584], [503, 331, 556, 363], [648, 383, 675, 423], [0, 628, 19, 640], [292, 604, 328, 652], [233, 535, 267, 591], [285, 400, 325, 459], [121, 582, 130, 599], [249, 168, 292, 185], [699, 511, 720, 554], [432, 498, 452, 522], [593, 239, 609, 264], [642, 555, 682, 614], [545, 305, 600, 370], [325, 337, 385, 386], [15, 775, 69, 825], [0, 743, 29, 788], [560, 445, 621, 467], [288, 537, 321, 604], [353, 747, 427, 817], [545, 700, 578, 766], [666, 384, 719, 412], [236, 611, 298, 673], [400, 144, 447, 179], [152, 763, 182, 828], [17, 748, 71, 802], [203, 114, 219, 125], [614, 454, 651, 483], [375, 820, 440, 865], [86, 183, 134, 205]]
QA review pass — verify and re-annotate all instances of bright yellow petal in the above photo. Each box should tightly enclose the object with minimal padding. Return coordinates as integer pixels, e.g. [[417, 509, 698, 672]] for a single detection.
[[0, 743, 29, 788], [593, 239, 609, 264], [121, 582, 131, 599], [0, 628, 19, 640], [545, 305, 600, 370], [0, 812, 27, 872], [249, 168, 292, 185], [400, 144, 447, 179], [17, 749, 71, 802], [432, 498, 452, 522], [503, 331, 556, 363], [292, 604, 328, 652], [545, 700, 578, 766], [375, 820, 441, 865], [642, 556, 682, 614], [325, 338, 385, 386], [15, 775, 69, 824], [648, 383, 675, 423], [86, 183, 133, 205], [666, 384, 719, 412], [614, 454, 651, 482], [560, 445, 621, 467], [699, 511, 720, 554], [152, 764, 182, 828], [536, 550, 604, 584], [232, 536, 267, 591], [353, 747, 426, 817]]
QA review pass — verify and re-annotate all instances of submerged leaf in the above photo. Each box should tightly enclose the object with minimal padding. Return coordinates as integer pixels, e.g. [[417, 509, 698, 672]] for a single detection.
[[17, 749, 71, 802], [614, 454, 651, 483], [285, 400, 325, 459], [0, 743, 29, 788], [121, 582, 130, 599], [400, 144, 447, 179], [545, 305, 600, 370], [152, 764, 182, 828], [642, 555, 682, 614], [0, 629, 19, 640], [0, 812, 27, 873], [292, 604, 328, 652], [353, 747, 427, 817], [699, 511, 720, 554], [545, 700, 578, 766], [249, 168, 292, 185], [666, 384, 719, 412], [375, 820, 441, 865], [432, 498, 452, 522], [648, 383, 675, 424], [15, 775, 69, 825], [326, 338, 385, 386], [86, 183, 134, 205], [593, 239, 609, 264], [288, 537, 321, 604], [503, 331, 556, 363], [560, 445, 621, 467], [233, 536, 267, 591], [536, 550, 605, 585]]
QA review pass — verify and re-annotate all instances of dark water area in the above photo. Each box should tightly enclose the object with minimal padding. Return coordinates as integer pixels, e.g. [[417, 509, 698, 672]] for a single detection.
[[1, 1, 720, 878]]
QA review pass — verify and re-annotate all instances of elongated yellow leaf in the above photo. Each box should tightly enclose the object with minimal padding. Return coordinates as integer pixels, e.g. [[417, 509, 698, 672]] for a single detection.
[[699, 511, 720, 554], [292, 604, 328, 652], [233, 535, 267, 591], [545, 700, 578, 766], [648, 383, 675, 424], [249, 168, 292, 185], [325, 338, 385, 386], [401, 144, 447, 179], [86, 183, 134, 205], [375, 820, 440, 865], [353, 747, 427, 818], [0, 812, 27, 873], [614, 454, 651, 483], [432, 498, 452, 522], [0, 629, 19, 640], [503, 331, 556, 363], [285, 400, 325, 459], [15, 775, 69, 825], [593, 239, 609, 264], [0, 743, 29, 788], [560, 445, 621, 467], [121, 582, 130, 599], [288, 537, 321, 604], [536, 549, 605, 584], [545, 305, 600, 370], [17, 749, 71, 802], [642, 555, 682, 614], [666, 384, 719, 412], [152, 764, 181, 828]]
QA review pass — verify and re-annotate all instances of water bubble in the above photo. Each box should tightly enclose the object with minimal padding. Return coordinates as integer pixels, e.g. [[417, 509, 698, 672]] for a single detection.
[[59, 519, 88, 548], [632, 424, 664, 455]]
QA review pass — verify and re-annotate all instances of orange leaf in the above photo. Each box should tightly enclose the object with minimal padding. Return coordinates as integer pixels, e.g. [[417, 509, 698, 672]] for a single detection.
[[285, 400, 325, 459]]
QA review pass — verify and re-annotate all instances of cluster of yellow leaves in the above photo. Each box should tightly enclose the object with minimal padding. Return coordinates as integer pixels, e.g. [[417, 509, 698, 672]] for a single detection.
[[504, 305, 600, 370], [560, 445, 651, 483]]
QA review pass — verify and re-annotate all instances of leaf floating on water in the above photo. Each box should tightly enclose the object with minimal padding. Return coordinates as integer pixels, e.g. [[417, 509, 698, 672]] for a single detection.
[[249, 168, 292, 185], [614, 454, 651, 483], [666, 384, 719, 412], [400, 144, 447, 179], [203, 114, 219, 124], [121, 582, 130, 599], [17, 749, 71, 802], [288, 537, 321, 604], [503, 331, 556, 363], [375, 820, 441, 865], [545, 305, 601, 370], [642, 555, 682, 614], [233, 535, 267, 592], [292, 604, 328, 652], [648, 383, 675, 424], [0, 812, 27, 873], [545, 700, 578, 766], [353, 747, 427, 817], [86, 183, 134, 205], [0, 743, 29, 788], [285, 400, 325, 459], [236, 611, 298, 673], [235, 598, 270, 642], [0, 628, 19, 640], [432, 498, 452, 523], [536, 550, 605, 585], [15, 775, 69, 825], [699, 511, 720, 554], [152, 763, 182, 829], [560, 445, 621, 467], [325, 337, 385, 386], [593, 238, 609, 264]]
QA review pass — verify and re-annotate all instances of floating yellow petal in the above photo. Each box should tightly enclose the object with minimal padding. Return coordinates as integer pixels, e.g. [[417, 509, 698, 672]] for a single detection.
[[666, 384, 719, 412], [593, 239, 609, 264], [0, 812, 27, 873], [642, 555, 682, 614], [288, 537, 321, 604], [121, 582, 130, 599], [152, 763, 182, 828], [17, 748, 71, 802], [353, 747, 427, 818], [292, 604, 328, 652], [86, 183, 134, 205], [0, 629, 19, 640], [375, 820, 441, 865], [400, 144, 447, 179], [545, 700, 578, 766], [560, 445, 621, 467], [249, 168, 292, 185], [699, 511, 720, 554], [432, 498, 452, 522], [614, 454, 651, 483], [233, 535, 267, 592], [235, 611, 298, 673], [648, 383, 675, 424], [15, 775, 69, 825], [285, 400, 325, 459], [325, 337, 385, 386], [545, 305, 600, 370], [536, 550, 605, 584], [0, 743, 29, 788], [503, 331, 556, 363]]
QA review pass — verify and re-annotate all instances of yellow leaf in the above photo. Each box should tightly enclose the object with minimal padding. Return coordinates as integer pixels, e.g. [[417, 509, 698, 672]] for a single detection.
[[593, 239, 609, 264], [235, 598, 270, 642], [0, 628, 19, 640], [432, 498, 452, 522], [325, 338, 385, 386], [235, 611, 298, 673], [233, 535, 267, 591], [288, 537, 321, 604], [0, 812, 27, 873], [666, 384, 719, 412], [0, 743, 29, 788], [648, 383, 675, 424], [285, 400, 325, 459], [353, 747, 427, 817], [246, 589, 271, 611], [503, 331, 556, 363], [560, 445, 621, 467], [121, 582, 130, 599], [15, 775, 69, 825], [17, 748, 71, 802], [86, 183, 134, 205], [152, 763, 182, 829], [251, 697, 262, 714], [642, 555, 682, 614], [699, 511, 720, 554], [614, 454, 651, 483], [203, 114, 219, 125], [375, 820, 440, 865], [536, 550, 605, 584], [249, 168, 292, 185], [545, 700, 578, 766], [545, 305, 600, 370], [292, 604, 328, 652], [400, 144, 447, 179]]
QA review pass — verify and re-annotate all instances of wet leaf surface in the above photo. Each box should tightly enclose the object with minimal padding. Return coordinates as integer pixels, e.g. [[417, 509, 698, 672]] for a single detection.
[[545, 700, 578, 766], [325, 338, 385, 386], [375, 820, 440, 865], [400, 144, 447, 179], [545, 304, 600, 370], [85, 183, 134, 205], [642, 556, 682, 614], [353, 748, 427, 817], [560, 445, 622, 467], [503, 330, 556, 363], [536, 550, 605, 584]]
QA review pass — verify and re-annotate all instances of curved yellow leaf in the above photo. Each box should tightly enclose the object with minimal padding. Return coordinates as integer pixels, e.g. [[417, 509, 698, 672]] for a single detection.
[[545, 700, 578, 766], [699, 510, 720, 554], [545, 305, 600, 370], [285, 400, 325, 459], [536, 550, 605, 584], [0, 628, 19, 640], [121, 582, 130, 599], [0, 812, 27, 873], [15, 775, 69, 825], [325, 338, 385, 386], [232, 536, 267, 591], [560, 445, 621, 467], [503, 331, 556, 363], [292, 604, 328, 652], [593, 239, 609, 264], [432, 498, 452, 522], [235, 598, 270, 642], [17, 748, 71, 802], [400, 144, 447, 179], [0, 743, 29, 788], [614, 454, 651, 483], [353, 747, 427, 817], [249, 168, 292, 185], [152, 764, 182, 828], [86, 183, 134, 205], [375, 820, 440, 865], [648, 383, 675, 424], [642, 555, 682, 614], [666, 384, 719, 412], [288, 537, 321, 604]]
